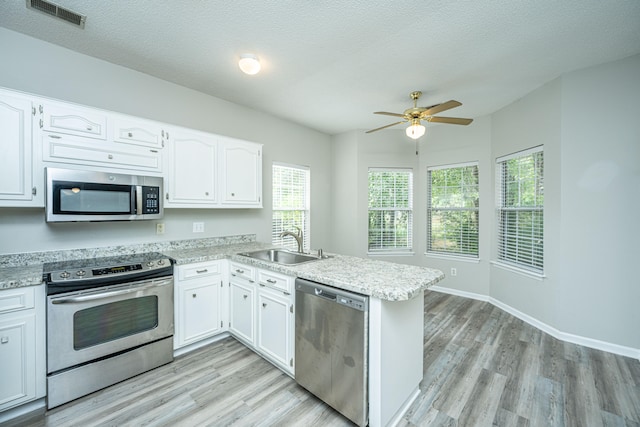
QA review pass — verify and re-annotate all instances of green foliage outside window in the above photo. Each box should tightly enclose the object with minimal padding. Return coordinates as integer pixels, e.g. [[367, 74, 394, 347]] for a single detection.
[[368, 169, 413, 251]]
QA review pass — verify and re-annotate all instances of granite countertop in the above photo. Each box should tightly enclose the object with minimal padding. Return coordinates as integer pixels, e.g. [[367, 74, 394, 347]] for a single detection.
[[1, 236, 444, 301], [167, 244, 444, 301]]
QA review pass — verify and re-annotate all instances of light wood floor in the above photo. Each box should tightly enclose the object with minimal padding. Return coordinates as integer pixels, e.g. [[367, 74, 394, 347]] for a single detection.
[[12, 291, 640, 427]]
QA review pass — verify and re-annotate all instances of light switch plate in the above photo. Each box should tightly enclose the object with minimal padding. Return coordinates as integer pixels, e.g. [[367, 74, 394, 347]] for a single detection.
[[193, 222, 205, 233]]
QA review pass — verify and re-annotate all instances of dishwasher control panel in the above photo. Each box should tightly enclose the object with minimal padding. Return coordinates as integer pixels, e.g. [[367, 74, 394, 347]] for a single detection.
[[337, 295, 366, 311]]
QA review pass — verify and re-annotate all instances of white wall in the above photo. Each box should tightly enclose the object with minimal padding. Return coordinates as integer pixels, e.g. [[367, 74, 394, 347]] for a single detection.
[[0, 28, 332, 255], [557, 54, 640, 349]]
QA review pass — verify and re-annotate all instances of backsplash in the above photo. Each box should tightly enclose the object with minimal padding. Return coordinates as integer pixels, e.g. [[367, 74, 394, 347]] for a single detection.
[[0, 234, 256, 267]]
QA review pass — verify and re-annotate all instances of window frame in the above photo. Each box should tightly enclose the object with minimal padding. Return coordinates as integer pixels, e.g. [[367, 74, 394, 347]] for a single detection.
[[426, 161, 480, 259], [272, 162, 311, 252], [494, 146, 544, 276], [367, 167, 414, 255]]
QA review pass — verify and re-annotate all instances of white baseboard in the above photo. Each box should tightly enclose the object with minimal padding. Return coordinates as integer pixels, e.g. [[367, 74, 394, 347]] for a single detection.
[[430, 285, 640, 360]]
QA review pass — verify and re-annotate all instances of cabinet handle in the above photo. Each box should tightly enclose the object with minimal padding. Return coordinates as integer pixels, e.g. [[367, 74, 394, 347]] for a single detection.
[[262, 303, 267, 308], [48, 134, 61, 139], [87, 126, 93, 131], [1, 337, 8, 344], [192, 293, 197, 298], [259, 283, 265, 287], [235, 269, 244, 274], [266, 279, 277, 284], [196, 269, 208, 274], [32, 187, 37, 196]]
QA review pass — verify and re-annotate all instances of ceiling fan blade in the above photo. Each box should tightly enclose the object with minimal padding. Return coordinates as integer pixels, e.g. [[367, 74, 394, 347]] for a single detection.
[[426, 116, 473, 125], [423, 100, 462, 116], [365, 120, 407, 133], [374, 111, 407, 118]]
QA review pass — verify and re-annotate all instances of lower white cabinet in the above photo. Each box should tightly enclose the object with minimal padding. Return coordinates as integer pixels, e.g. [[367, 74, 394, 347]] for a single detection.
[[0, 285, 45, 412], [174, 261, 227, 349], [228, 262, 294, 374], [256, 288, 292, 369], [229, 280, 255, 345]]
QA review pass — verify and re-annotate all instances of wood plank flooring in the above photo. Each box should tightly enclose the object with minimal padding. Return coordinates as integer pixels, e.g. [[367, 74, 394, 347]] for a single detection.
[[11, 291, 640, 427]]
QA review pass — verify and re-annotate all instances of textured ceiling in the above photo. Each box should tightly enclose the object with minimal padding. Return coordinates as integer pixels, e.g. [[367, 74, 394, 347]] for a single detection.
[[1, 1, 640, 135]]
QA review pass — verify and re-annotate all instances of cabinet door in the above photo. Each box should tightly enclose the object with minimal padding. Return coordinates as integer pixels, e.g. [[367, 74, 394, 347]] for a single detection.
[[112, 115, 164, 148], [229, 281, 255, 345], [0, 312, 36, 411], [42, 103, 107, 140], [176, 281, 222, 348], [219, 139, 262, 207], [0, 94, 34, 204], [257, 291, 291, 369], [167, 129, 217, 205]]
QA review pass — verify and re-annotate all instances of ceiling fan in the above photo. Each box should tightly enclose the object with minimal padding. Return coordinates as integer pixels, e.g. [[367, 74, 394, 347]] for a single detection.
[[366, 91, 473, 139]]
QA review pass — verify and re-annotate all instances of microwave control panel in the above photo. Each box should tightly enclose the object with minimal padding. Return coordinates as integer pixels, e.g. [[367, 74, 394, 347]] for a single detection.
[[140, 186, 161, 214]]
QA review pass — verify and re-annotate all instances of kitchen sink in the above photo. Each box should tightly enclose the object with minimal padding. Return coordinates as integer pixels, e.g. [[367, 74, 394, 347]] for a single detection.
[[239, 249, 323, 265]]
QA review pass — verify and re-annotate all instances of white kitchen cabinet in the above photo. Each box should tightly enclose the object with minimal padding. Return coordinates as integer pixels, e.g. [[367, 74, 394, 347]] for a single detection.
[[174, 261, 226, 349], [112, 115, 164, 149], [42, 132, 163, 173], [165, 128, 217, 206], [219, 138, 262, 207], [0, 285, 46, 412], [40, 102, 107, 140], [0, 92, 40, 207], [256, 287, 292, 370], [229, 280, 255, 345]]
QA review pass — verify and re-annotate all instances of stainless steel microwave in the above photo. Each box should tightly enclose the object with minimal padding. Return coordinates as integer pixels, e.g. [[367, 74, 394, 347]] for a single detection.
[[45, 167, 163, 222]]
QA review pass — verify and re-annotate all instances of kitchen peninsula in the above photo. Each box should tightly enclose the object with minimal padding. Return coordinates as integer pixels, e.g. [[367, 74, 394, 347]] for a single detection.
[[0, 235, 444, 427]]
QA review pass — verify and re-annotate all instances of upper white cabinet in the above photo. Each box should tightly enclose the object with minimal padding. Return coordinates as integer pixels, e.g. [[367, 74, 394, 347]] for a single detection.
[[0, 92, 41, 207], [219, 138, 262, 207], [112, 115, 164, 149], [41, 102, 107, 140], [165, 129, 262, 209], [166, 128, 218, 206]]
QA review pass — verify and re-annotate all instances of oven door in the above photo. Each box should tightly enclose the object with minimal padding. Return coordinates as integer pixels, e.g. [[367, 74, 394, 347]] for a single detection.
[[46, 276, 174, 374]]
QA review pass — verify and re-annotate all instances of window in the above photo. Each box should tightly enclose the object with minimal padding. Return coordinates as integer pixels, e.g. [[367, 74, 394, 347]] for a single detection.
[[368, 168, 413, 253], [272, 163, 310, 252], [427, 163, 479, 257], [496, 146, 544, 273]]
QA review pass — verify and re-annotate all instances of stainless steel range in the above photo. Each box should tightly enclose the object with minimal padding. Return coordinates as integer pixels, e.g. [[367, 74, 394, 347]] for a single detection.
[[43, 252, 175, 409]]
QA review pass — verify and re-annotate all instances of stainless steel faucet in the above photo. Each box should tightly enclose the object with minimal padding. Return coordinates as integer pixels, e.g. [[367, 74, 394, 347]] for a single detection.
[[280, 226, 304, 253]]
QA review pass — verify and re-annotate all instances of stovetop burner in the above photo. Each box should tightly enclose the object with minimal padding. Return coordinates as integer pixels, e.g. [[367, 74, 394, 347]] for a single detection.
[[44, 252, 174, 295]]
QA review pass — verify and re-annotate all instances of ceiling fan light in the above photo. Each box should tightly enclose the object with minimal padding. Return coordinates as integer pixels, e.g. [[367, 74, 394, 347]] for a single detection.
[[406, 122, 425, 139], [238, 54, 261, 75]]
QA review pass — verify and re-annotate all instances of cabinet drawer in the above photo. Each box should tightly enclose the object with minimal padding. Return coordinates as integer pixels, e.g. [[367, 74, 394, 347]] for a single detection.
[[257, 270, 292, 294], [44, 135, 162, 172], [42, 103, 107, 140], [178, 261, 222, 281], [229, 262, 255, 282], [0, 286, 36, 314]]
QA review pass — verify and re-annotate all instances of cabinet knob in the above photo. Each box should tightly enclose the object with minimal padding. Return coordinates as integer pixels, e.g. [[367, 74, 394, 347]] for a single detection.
[[192, 293, 197, 298], [0, 337, 8, 344], [128, 132, 133, 137], [205, 192, 209, 196], [87, 126, 93, 131], [231, 192, 235, 197], [108, 154, 113, 159], [243, 294, 248, 299], [262, 303, 267, 308]]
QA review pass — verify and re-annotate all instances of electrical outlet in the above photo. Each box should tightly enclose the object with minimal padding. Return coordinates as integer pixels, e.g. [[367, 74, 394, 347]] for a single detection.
[[450, 267, 457, 277], [156, 223, 165, 234], [193, 222, 205, 233]]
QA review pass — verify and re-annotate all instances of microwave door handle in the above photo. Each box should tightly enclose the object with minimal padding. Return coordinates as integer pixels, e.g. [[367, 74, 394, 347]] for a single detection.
[[135, 185, 143, 215]]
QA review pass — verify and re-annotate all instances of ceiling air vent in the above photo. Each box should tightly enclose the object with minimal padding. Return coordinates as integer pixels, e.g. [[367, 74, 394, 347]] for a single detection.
[[26, 0, 86, 29]]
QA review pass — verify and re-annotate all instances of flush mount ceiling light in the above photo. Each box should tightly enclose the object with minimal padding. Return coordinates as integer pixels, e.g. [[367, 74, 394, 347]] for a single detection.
[[405, 119, 426, 139], [238, 54, 261, 75]]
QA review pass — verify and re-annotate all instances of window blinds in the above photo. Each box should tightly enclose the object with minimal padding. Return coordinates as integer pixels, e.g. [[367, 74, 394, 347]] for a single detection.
[[368, 168, 413, 252], [272, 164, 310, 251], [427, 163, 479, 257], [496, 147, 544, 272]]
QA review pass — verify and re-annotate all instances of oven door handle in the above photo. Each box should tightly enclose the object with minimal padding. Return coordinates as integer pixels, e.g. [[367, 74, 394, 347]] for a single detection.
[[51, 281, 168, 304]]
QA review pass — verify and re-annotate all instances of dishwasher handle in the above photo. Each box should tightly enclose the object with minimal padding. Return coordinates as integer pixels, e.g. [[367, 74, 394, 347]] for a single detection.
[[314, 287, 337, 301]]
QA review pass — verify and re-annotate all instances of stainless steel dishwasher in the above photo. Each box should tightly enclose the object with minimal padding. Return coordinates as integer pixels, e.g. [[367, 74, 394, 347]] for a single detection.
[[295, 278, 369, 427]]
